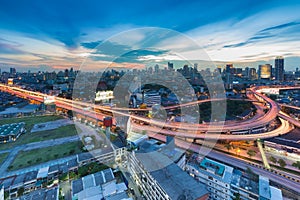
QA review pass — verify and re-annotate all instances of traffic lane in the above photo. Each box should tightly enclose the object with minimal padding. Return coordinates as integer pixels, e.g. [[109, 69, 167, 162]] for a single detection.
[[133, 117, 291, 140]]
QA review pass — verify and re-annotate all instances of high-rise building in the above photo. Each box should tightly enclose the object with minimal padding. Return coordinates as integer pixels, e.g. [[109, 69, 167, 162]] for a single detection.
[[249, 68, 257, 80], [225, 64, 233, 74], [10, 67, 16, 75], [167, 62, 174, 70], [194, 63, 198, 71], [244, 67, 249, 78], [217, 66, 222, 74], [154, 64, 159, 73], [258, 64, 272, 80], [275, 56, 284, 82]]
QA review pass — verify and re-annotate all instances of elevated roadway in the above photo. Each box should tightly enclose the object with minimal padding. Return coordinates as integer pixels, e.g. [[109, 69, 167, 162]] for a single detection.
[[0, 83, 298, 140]]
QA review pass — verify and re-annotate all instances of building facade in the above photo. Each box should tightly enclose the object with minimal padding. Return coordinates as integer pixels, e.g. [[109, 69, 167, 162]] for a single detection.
[[275, 56, 284, 82]]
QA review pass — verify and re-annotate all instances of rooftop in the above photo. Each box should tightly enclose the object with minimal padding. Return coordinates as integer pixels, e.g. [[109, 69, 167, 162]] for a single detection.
[[188, 156, 233, 184], [10, 174, 26, 189], [37, 167, 49, 179], [200, 157, 225, 176], [0, 122, 25, 137], [106, 191, 131, 200], [139, 139, 185, 164], [48, 164, 59, 174], [72, 168, 115, 197], [76, 152, 94, 163], [0, 104, 38, 115], [259, 176, 271, 199], [18, 187, 58, 200], [135, 150, 208, 199], [24, 171, 38, 183]]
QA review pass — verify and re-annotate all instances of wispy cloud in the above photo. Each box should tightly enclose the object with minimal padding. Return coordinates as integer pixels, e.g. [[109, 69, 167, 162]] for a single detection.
[[1, 0, 300, 70]]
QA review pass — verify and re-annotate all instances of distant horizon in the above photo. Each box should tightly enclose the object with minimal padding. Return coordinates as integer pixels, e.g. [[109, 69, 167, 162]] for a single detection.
[[1, 56, 299, 73]]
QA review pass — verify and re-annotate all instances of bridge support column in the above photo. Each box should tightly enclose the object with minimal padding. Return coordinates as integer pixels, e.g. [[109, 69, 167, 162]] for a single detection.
[[105, 127, 111, 141]]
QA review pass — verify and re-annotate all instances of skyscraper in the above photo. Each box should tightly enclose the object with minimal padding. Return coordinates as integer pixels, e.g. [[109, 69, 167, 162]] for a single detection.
[[154, 64, 159, 73], [168, 62, 174, 70], [10, 67, 16, 75], [194, 63, 198, 71], [258, 64, 272, 80], [275, 56, 284, 82], [225, 64, 233, 74], [249, 68, 257, 80]]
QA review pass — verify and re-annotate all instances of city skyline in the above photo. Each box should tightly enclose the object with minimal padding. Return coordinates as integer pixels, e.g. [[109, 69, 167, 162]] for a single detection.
[[1, 2, 300, 200], [1, 0, 300, 71]]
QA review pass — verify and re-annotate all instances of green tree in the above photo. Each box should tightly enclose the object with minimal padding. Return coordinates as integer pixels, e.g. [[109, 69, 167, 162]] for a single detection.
[[247, 149, 256, 158], [245, 167, 258, 181], [269, 156, 277, 164], [224, 143, 232, 152], [292, 161, 300, 170], [17, 187, 24, 197], [233, 192, 241, 200], [278, 159, 287, 168]]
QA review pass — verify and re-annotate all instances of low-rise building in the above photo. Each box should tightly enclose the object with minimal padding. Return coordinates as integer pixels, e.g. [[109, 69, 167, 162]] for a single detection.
[[144, 92, 161, 107], [0, 122, 25, 143], [186, 156, 283, 200], [17, 187, 59, 200], [71, 168, 130, 200]]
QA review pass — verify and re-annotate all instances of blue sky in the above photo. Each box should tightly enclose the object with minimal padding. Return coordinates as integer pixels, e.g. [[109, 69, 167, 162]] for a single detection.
[[1, 0, 300, 71]]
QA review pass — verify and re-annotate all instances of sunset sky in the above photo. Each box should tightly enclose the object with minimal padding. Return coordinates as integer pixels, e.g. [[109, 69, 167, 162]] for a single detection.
[[1, 0, 300, 71]]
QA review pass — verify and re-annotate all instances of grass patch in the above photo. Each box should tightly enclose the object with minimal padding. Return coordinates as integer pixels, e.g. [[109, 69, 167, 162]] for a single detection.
[[198, 100, 253, 122], [0, 115, 63, 131], [0, 152, 9, 164], [78, 162, 109, 177], [8, 141, 83, 171], [0, 123, 81, 150]]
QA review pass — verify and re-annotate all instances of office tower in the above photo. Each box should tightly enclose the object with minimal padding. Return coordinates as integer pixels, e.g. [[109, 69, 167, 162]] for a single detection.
[[234, 68, 242, 75], [224, 64, 233, 89], [258, 64, 272, 80], [154, 64, 159, 73], [244, 67, 249, 78], [194, 63, 198, 71], [225, 64, 233, 74], [168, 62, 174, 70], [10, 67, 16, 75], [64, 69, 69, 77], [249, 68, 257, 79], [147, 66, 153, 74], [295, 67, 300, 79], [217, 66, 222, 74], [275, 56, 284, 82]]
